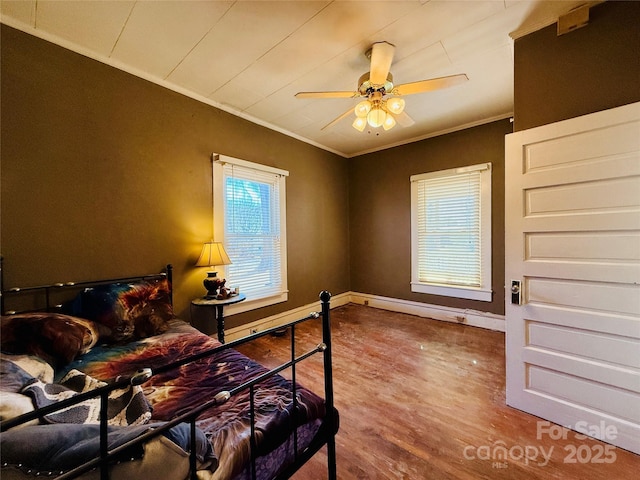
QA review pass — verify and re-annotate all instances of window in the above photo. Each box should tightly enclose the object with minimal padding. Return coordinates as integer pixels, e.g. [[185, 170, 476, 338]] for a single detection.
[[410, 163, 492, 301], [213, 155, 288, 312]]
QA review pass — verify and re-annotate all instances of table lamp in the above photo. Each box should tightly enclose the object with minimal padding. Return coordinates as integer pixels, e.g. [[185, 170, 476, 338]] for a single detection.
[[195, 241, 232, 297]]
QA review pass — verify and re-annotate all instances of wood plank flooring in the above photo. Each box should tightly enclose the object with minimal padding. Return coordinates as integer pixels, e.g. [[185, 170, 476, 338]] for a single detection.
[[236, 304, 639, 479]]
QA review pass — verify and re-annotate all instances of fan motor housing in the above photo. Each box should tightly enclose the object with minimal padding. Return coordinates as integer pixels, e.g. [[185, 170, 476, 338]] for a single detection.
[[358, 72, 394, 96]]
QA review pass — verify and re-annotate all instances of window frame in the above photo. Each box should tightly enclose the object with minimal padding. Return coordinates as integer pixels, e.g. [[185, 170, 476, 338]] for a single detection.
[[213, 154, 288, 314], [410, 162, 492, 302]]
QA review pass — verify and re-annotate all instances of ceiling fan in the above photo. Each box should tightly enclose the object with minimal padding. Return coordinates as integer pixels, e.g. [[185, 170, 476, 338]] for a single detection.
[[295, 41, 468, 132]]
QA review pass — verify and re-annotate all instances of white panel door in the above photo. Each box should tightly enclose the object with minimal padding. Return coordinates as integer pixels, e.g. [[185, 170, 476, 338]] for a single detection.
[[505, 102, 640, 454]]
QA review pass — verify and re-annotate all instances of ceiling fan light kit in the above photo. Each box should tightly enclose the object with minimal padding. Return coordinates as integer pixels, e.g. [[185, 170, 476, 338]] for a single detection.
[[353, 91, 402, 130], [295, 41, 468, 134]]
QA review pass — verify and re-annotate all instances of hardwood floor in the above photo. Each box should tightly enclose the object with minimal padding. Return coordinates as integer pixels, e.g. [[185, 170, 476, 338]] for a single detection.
[[236, 304, 640, 479]]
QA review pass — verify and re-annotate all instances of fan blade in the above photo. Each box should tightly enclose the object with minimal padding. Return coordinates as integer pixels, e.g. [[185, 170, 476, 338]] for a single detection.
[[394, 74, 468, 96], [369, 41, 395, 85], [395, 110, 415, 127], [295, 91, 358, 99], [321, 106, 356, 131]]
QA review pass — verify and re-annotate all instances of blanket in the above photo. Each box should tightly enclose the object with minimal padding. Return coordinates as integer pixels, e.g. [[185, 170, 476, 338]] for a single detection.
[[22, 369, 152, 426], [1, 354, 218, 476], [1, 422, 217, 473], [58, 319, 327, 480], [2, 319, 326, 480]]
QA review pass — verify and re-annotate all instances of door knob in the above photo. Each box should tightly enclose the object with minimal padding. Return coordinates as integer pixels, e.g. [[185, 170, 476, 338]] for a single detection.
[[511, 280, 521, 305]]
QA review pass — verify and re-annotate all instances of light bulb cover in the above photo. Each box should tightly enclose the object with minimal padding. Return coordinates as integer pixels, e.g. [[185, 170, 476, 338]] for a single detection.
[[383, 114, 397, 130], [387, 97, 405, 115], [352, 116, 367, 131], [367, 107, 387, 128], [354, 100, 372, 118]]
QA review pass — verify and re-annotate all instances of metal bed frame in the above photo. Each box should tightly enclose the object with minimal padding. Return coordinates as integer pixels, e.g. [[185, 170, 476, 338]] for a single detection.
[[0, 259, 338, 480]]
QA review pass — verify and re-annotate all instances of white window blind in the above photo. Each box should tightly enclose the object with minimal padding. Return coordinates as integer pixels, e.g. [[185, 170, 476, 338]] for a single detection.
[[223, 163, 285, 300], [411, 163, 492, 302], [417, 171, 481, 286], [213, 154, 288, 311]]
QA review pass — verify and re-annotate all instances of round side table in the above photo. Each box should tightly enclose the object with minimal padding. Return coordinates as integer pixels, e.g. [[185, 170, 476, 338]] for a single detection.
[[191, 293, 246, 343]]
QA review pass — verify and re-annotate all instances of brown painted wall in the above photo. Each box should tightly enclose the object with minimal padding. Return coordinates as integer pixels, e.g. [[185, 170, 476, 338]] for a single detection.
[[348, 119, 512, 316], [0, 25, 350, 333], [514, 1, 640, 131]]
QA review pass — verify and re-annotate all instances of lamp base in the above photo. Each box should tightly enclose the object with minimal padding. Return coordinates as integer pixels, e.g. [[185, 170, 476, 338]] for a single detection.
[[203, 272, 225, 297]]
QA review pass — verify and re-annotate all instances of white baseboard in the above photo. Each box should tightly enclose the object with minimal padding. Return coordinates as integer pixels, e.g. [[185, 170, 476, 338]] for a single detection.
[[224, 291, 351, 342], [224, 291, 504, 342], [349, 292, 505, 332]]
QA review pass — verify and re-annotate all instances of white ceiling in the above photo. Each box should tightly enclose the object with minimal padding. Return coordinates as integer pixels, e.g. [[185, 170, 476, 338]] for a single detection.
[[1, 0, 589, 157]]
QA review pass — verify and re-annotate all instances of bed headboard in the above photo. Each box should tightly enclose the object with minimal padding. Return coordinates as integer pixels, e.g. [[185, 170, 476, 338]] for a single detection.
[[0, 257, 173, 315]]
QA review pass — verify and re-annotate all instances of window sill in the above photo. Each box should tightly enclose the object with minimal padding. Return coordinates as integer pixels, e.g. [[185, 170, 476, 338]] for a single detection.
[[411, 282, 492, 302]]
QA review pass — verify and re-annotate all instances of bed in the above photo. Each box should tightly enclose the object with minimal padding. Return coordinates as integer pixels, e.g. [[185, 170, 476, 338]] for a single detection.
[[0, 262, 338, 480]]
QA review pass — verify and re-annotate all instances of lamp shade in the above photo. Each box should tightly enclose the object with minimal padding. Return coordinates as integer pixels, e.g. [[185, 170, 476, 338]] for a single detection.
[[383, 114, 397, 130], [387, 97, 405, 115], [352, 116, 367, 131], [367, 107, 387, 127], [354, 100, 372, 118], [195, 241, 232, 268]]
